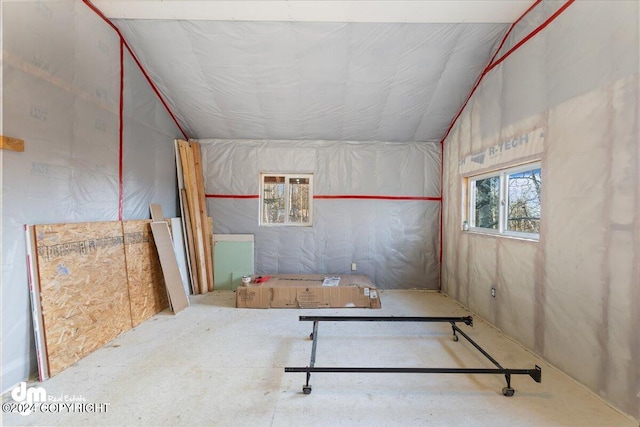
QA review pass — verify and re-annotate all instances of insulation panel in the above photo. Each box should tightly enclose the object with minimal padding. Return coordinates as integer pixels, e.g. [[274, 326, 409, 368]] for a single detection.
[[441, 1, 640, 420]]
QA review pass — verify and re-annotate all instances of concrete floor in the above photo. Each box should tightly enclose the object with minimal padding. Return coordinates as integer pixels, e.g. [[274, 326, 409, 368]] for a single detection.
[[2, 290, 636, 427]]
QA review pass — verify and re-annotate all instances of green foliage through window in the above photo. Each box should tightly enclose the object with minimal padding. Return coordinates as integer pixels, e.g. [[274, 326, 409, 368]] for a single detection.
[[260, 174, 313, 226], [474, 176, 500, 230], [507, 169, 541, 233], [468, 163, 541, 238]]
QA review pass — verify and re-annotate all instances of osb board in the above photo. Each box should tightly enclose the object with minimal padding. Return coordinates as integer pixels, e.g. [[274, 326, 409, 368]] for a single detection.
[[34, 221, 132, 377], [123, 220, 169, 327]]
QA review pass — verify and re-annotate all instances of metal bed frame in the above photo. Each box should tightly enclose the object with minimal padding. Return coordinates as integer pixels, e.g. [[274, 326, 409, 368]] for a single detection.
[[285, 316, 542, 396]]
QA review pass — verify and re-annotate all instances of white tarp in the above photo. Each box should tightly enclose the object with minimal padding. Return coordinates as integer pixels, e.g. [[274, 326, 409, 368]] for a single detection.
[[201, 139, 441, 290], [113, 20, 507, 142], [442, 1, 639, 420], [1, 0, 183, 393]]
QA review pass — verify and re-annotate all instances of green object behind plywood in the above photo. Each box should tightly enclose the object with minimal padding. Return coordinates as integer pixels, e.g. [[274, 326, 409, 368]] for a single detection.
[[213, 234, 254, 290]]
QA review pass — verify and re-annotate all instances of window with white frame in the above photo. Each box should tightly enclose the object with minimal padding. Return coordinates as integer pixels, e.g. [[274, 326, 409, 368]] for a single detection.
[[467, 163, 541, 239], [260, 173, 313, 226]]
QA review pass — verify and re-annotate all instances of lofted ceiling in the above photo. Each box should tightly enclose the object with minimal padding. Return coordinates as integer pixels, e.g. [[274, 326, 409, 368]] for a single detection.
[[93, 1, 533, 142]]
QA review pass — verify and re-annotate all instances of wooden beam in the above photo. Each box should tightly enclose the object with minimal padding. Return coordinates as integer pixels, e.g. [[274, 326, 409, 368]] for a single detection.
[[0, 135, 25, 152], [180, 189, 199, 294], [191, 141, 214, 292], [178, 139, 208, 294], [178, 141, 200, 293], [175, 141, 196, 294]]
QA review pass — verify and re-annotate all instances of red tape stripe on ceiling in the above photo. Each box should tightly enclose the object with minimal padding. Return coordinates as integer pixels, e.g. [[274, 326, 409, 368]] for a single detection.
[[439, 0, 575, 146], [83, 0, 189, 141], [437, 0, 575, 274], [83, 0, 190, 219], [487, 0, 576, 73]]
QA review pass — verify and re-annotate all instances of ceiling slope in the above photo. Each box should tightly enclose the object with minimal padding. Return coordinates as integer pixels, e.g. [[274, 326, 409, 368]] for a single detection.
[[94, 1, 531, 24], [113, 19, 509, 141]]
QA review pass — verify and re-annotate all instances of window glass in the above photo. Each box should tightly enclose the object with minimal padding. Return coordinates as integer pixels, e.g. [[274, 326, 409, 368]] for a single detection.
[[474, 176, 500, 230], [507, 168, 541, 233], [262, 176, 285, 224], [260, 173, 313, 226], [467, 162, 540, 239], [288, 177, 310, 224]]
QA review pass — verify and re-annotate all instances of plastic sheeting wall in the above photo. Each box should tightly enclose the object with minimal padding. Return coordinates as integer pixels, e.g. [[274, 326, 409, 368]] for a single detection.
[[1, 0, 183, 392], [123, 53, 181, 218], [442, 1, 639, 420], [201, 139, 441, 289], [112, 20, 507, 142]]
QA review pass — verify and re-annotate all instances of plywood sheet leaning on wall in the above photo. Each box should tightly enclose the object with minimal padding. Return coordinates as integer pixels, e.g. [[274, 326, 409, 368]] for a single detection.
[[123, 220, 169, 327], [34, 221, 133, 377], [149, 203, 165, 223], [170, 217, 192, 297], [150, 221, 189, 313]]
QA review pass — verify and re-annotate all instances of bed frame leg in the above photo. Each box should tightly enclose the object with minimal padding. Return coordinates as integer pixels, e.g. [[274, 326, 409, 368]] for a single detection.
[[303, 372, 312, 394], [502, 374, 514, 396], [450, 322, 459, 341]]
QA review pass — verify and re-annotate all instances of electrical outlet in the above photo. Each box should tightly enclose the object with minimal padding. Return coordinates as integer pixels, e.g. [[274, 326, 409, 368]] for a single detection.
[[491, 287, 496, 298], [351, 262, 357, 271]]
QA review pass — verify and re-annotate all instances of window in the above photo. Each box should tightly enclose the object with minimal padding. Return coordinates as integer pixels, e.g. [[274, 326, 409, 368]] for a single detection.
[[467, 163, 541, 239], [260, 173, 313, 226]]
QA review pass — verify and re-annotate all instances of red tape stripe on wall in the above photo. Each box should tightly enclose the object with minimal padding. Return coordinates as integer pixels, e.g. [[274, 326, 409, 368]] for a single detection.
[[314, 195, 441, 201], [206, 194, 441, 201], [439, 0, 574, 146], [83, 1, 188, 141], [118, 39, 124, 220], [83, 0, 190, 220], [205, 194, 259, 199], [437, 0, 575, 277]]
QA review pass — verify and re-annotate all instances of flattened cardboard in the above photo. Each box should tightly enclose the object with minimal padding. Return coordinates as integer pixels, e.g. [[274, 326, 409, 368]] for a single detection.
[[236, 274, 381, 309]]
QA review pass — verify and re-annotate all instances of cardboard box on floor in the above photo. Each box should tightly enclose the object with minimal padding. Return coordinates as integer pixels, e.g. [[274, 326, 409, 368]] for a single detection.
[[236, 274, 381, 309]]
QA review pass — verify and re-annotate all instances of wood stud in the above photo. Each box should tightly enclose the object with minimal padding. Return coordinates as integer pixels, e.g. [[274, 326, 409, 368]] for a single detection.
[[0, 135, 25, 152], [176, 140, 214, 294]]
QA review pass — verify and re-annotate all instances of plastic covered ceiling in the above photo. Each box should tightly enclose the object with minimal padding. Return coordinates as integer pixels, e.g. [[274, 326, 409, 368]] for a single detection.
[[105, 7, 515, 142]]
